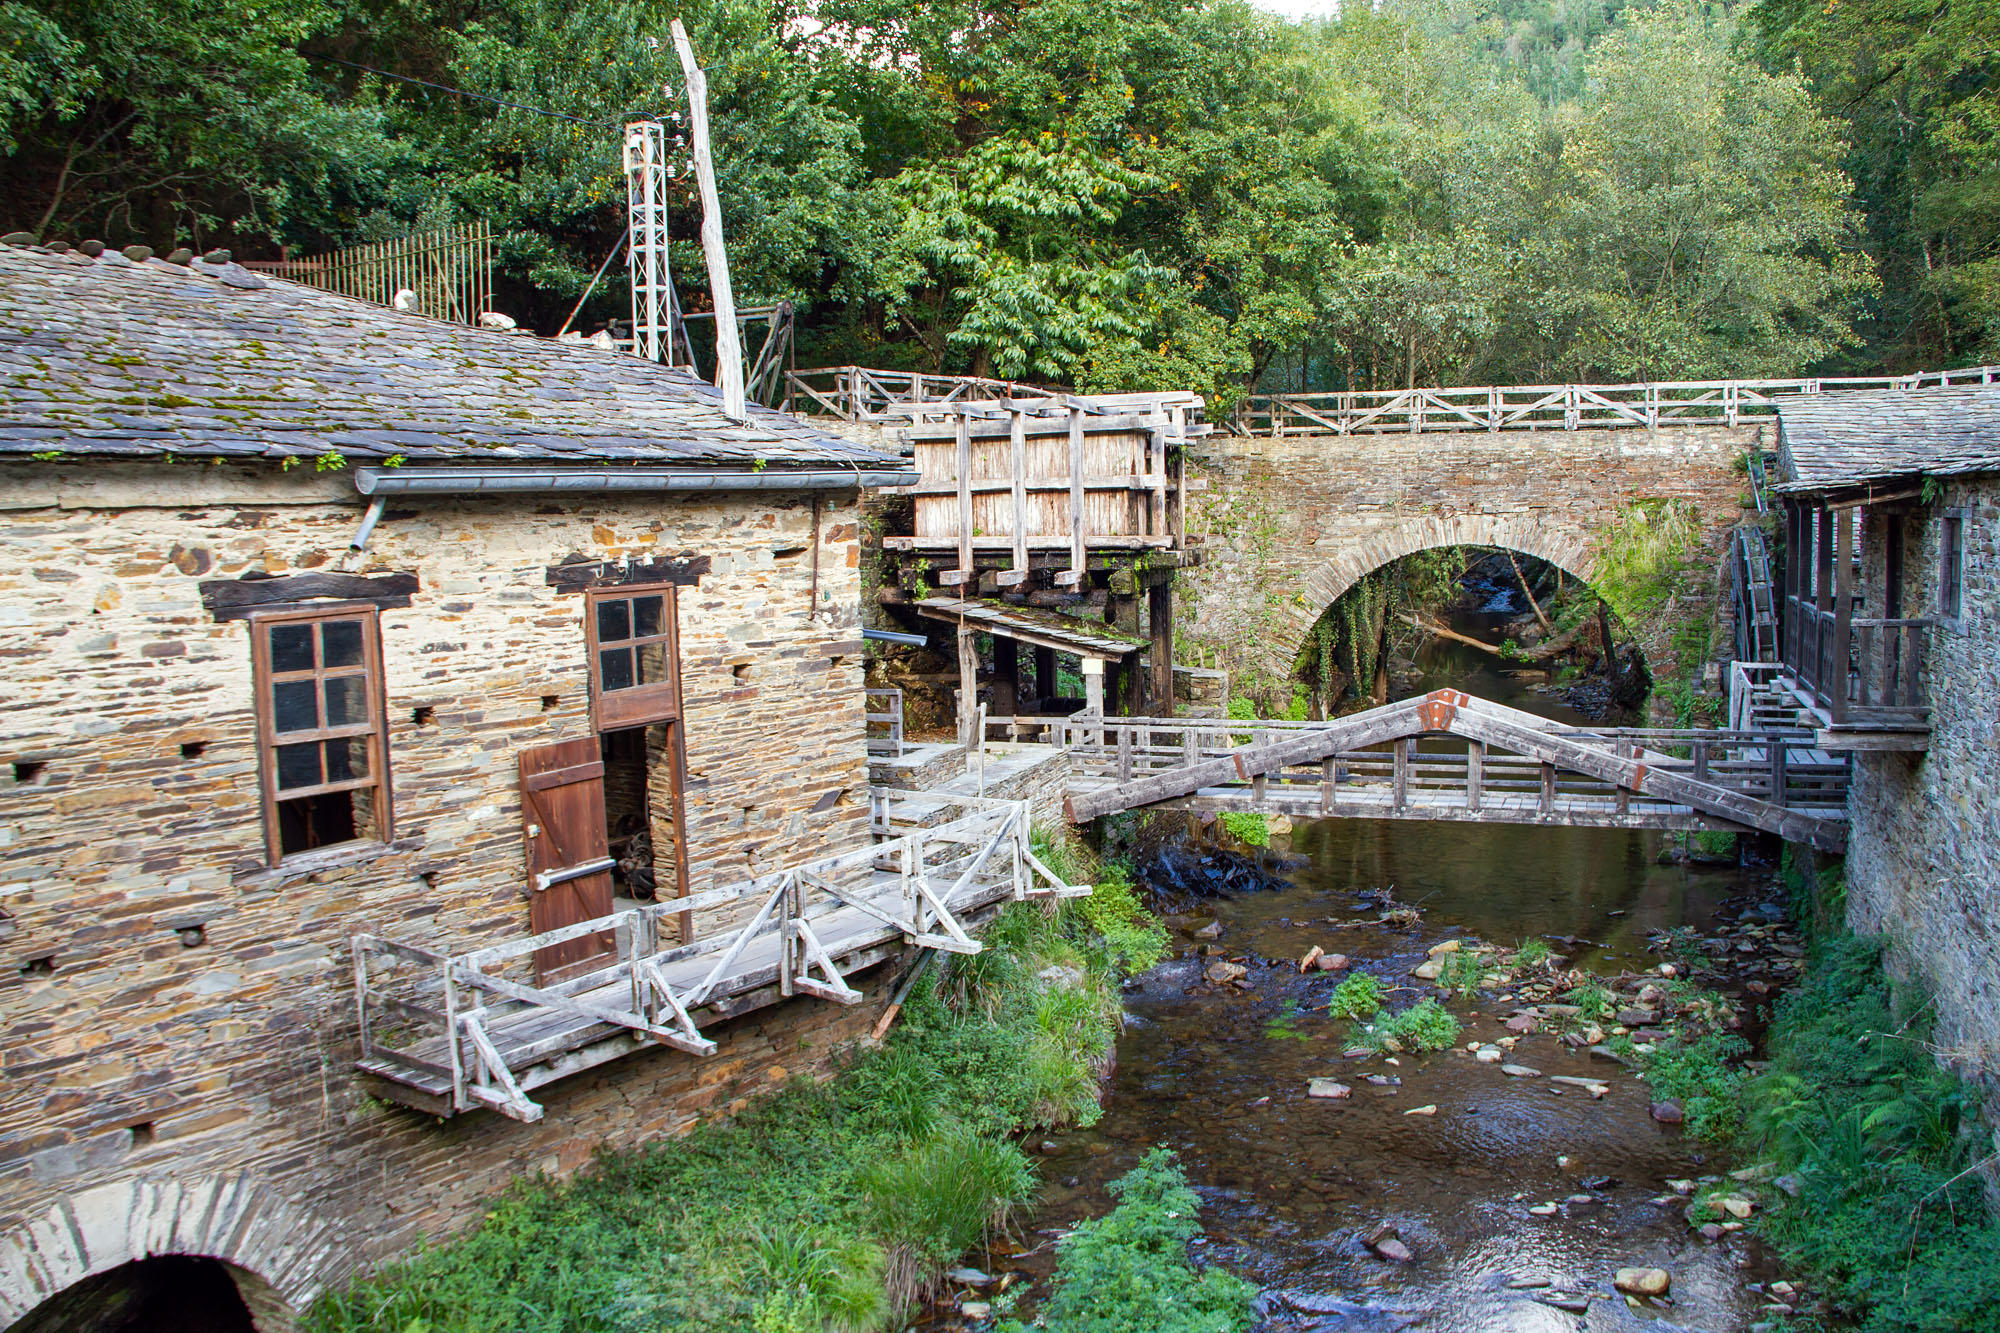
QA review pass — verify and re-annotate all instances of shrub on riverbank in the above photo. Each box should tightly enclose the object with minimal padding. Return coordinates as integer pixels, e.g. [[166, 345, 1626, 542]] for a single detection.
[[1365, 998, 1460, 1053], [308, 830, 1165, 1333], [1000, 1149, 1255, 1333], [1739, 932, 2000, 1332]]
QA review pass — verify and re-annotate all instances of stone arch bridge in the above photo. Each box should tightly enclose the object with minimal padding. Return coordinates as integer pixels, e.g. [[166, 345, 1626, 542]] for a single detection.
[[1182, 421, 1766, 689]]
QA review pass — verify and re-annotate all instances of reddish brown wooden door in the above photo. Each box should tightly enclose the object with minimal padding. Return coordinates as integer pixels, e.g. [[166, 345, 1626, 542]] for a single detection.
[[519, 738, 616, 984]]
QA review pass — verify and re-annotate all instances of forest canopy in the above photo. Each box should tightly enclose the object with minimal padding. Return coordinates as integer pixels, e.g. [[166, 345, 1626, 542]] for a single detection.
[[3, 0, 1990, 397]]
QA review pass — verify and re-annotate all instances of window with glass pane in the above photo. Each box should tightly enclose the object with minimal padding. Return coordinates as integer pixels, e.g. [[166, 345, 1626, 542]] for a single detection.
[[586, 585, 682, 730], [252, 607, 390, 862], [1941, 515, 1965, 620]]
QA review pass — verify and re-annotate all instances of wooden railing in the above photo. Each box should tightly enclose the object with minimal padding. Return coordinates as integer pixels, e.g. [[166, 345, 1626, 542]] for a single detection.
[[1732, 525, 1780, 665], [784, 366, 1065, 421], [995, 712, 1847, 816], [354, 795, 1085, 1121], [1234, 366, 2000, 437], [865, 687, 905, 757], [1782, 598, 1929, 726]]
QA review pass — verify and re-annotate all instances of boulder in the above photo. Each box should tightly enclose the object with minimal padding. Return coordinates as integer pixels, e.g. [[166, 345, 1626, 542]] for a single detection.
[[1308, 1079, 1352, 1100], [1205, 960, 1248, 984], [1317, 952, 1350, 972], [1613, 1268, 1671, 1298], [1650, 1100, 1685, 1124]]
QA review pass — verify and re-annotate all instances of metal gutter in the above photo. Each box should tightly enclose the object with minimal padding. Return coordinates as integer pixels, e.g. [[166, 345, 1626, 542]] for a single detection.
[[353, 465, 919, 496]]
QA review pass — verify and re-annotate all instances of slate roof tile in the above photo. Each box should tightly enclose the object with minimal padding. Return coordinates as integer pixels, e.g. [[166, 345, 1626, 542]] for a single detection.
[[1776, 385, 2000, 493], [0, 244, 897, 470]]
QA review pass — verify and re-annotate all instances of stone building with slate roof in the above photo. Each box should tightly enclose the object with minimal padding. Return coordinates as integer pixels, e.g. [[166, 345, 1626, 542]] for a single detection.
[[1774, 383, 2000, 1119], [0, 239, 918, 1326]]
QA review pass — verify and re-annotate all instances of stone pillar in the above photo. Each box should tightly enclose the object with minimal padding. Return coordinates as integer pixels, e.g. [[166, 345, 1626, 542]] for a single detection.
[[992, 636, 1019, 719], [1081, 656, 1105, 716]]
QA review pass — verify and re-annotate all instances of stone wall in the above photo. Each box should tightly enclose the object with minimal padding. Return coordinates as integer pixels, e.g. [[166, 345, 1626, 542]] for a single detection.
[[0, 460, 886, 1321], [1180, 424, 1762, 695], [1842, 477, 2000, 1114]]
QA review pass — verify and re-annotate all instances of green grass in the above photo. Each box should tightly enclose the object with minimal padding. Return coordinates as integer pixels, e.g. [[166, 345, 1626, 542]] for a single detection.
[[1365, 998, 1460, 1053], [1736, 932, 2000, 1333], [308, 828, 1166, 1332], [1217, 811, 1269, 847], [1001, 1150, 1255, 1333], [1512, 938, 1553, 968], [1436, 947, 1489, 998], [1325, 971, 1385, 1020], [1561, 979, 1617, 1025]]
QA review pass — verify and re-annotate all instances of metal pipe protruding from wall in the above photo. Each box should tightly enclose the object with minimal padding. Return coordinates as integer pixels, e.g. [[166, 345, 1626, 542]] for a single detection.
[[353, 466, 918, 496], [349, 495, 387, 551]]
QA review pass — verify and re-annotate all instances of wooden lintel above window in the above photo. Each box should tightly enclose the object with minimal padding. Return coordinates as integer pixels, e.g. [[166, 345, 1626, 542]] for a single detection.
[[545, 554, 711, 594], [200, 572, 420, 621]]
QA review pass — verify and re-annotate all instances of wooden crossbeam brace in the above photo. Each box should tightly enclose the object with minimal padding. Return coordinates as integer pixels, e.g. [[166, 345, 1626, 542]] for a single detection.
[[634, 958, 718, 1056], [1021, 846, 1092, 899], [682, 877, 789, 1008], [457, 1014, 543, 1122], [789, 917, 864, 1005]]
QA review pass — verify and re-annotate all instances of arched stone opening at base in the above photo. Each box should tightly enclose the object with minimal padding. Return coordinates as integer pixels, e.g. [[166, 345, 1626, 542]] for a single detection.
[[0, 1177, 344, 1333], [1280, 533, 1651, 718], [4, 1254, 259, 1333], [1266, 512, 1606, 683]]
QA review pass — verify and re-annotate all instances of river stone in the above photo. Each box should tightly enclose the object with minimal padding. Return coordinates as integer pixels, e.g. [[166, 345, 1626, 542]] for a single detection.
[[1505, 1014, 1538, 1033], [1205, 960, 1247, 984], [1194, 919, 1224, 939], [1720, 1195, 1755, 1219], [1428, 938, 1463, 955], [1413, 958, 1444, 980], [1475, 1045, 1504, 1063], [1616, 1007, 1655, 1026], [1501, 1064, 1542, 1077], [1650, 1100, 1685, 1124], [959, 1300, 991, 1318], [1613, 1267, 1671, 1298], [1403, 1104, 1437, 1116], [1373, 1236, 1415, 1263], [1317, 952, 1350, 971], [1528, 1203, 1559, 1216], [947, 1267, 994, 1287], [1309, 1078, 1352, 1099]]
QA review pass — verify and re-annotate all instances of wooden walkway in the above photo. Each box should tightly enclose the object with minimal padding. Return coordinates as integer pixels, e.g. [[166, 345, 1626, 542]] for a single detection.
[[983, 690, 1849, 851], [354, 794, 1085, 1121]]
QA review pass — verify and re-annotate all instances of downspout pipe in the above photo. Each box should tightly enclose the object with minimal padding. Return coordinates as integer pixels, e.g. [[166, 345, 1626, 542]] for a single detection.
[[863, 627, 928, 647], [354, 465, 918, 496]]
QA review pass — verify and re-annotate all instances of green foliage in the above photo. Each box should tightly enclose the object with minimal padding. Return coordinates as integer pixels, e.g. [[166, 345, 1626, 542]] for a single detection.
[[1002, 1149, 1255, 1333], [1512, 938, 1553, 969], [1738, 931, 2000, 1332], [1325, 970, 1384, 1020], [1562, 979, 1616, 1024], [1217, 811, 1268, 847], [1593, 498, 1702, 627], [307, 831, 1166, 1331], [1436, 947, 1488, 998], [1365, 997, 1460, 1053], [1262, 997, 1312, 1043], [1630, 1029, 1749, 1141]]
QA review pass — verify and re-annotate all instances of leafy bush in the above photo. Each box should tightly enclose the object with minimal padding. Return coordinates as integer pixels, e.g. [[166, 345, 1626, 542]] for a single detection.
[[1366, 998, 1460, 1053], [1004, 1149, 1255, 1333], [1738, 932, 2000, 1333], [1218, 811, 1269, 847], [1325, 971, 1384, 1020], [1630, 1030, 1749, 1140]]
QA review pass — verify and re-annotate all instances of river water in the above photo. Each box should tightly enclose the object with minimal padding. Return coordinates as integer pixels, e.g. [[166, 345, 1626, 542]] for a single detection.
[[949, 573, 1783, 1331]]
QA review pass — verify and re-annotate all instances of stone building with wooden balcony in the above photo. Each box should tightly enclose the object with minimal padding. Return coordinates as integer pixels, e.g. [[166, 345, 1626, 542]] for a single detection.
[[0, 242, 1093, 1327], [1771, 385, 2000, 1108]]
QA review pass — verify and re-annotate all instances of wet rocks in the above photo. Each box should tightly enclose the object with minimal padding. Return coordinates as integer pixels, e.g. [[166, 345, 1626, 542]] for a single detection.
[[1474, 1044, 1504, 1063], [1613, 1267, 1671, 1298], [1650, 1100, 1685, 1124], [1308, 1078, 1352, 1099], [1204, 960, 1248, 984], [1194, 919, 1224, 940], [1500, 1064, 1542, 1077], [1364, 1222, 1415, 1262], [1550, 1076, 1609, 1097], [1403, 1104, 1437, 1116]]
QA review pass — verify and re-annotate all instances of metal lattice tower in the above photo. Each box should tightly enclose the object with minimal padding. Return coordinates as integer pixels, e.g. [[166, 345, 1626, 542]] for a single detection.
[[623, 119, 673, 363]]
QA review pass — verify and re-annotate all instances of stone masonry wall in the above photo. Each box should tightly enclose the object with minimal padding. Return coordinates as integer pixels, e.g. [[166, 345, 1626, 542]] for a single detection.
[[1180, 424, 1762, 695], [1843, 477, 2000, 1116], [0, 460, 885, 1317]]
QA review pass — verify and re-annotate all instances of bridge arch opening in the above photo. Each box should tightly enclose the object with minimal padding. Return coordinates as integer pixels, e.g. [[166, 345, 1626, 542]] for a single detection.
[[7, 1254, 261, 1333], [1288, 545, 1650, 720]]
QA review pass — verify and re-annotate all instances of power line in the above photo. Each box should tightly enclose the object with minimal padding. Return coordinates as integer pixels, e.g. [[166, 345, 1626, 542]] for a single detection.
[[310, 54, 622, 128]]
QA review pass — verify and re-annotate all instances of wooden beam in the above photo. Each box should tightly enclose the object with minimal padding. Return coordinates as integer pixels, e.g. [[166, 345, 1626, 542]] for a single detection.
[[956, 625, 978, 749]]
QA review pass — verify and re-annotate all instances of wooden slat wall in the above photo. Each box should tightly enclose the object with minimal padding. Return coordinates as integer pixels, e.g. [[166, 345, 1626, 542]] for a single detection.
[[913, 423, 1159, 544]]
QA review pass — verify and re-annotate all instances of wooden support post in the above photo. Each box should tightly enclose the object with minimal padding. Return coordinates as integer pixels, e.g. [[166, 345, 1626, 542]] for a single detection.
[[1057, 406, 1086, 587], [946, 411, 974, 587], [992, 637, 1019, 719], [1008, 408, 1029, 579], [1615, 740, 1631, 814], [1320, 756, 1336, 815], [1252, 771, 1268, 803], [1770, 741, 1789, 806], [1117, 726, 1133, 782], [1831, 505, 1854, 724], [956, 624, 978, 750], [1034, 645, 1057, 707], [1694, 739, 1710, 783], [1814, 504, 1835, 687], [1393, 739, 1410, 811], [1149, 578, 1174, 716], [1466, 740, 1484, 811], [1540, 762, 1556, 813], [1081, 656, 1105, 718]]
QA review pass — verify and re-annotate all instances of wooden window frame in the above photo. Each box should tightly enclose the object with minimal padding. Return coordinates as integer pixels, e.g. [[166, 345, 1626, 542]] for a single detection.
[[1938, 508, 1968, 626], [249, 602, 393, 865], [585, 583, 684, 732]]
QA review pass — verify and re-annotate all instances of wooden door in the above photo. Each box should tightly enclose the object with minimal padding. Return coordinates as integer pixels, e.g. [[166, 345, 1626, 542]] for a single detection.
[[519, 738, 616, 984]]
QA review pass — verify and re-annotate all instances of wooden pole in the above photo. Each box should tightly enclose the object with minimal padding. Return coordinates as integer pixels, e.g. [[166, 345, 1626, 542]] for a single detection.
[[671, 20, 747, 422], [1034, 645, 1057, 707], [956, 624, 978, 749], [992, 637, 1019, 718], [1149, 578, 1174, 715]]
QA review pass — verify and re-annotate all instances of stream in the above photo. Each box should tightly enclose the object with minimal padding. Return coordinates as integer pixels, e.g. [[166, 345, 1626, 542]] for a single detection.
[[928, 568, 1790, 1331]]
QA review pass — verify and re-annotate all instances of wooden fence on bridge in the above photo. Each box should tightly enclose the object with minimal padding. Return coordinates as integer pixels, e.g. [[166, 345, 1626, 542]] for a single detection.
[[980, 690, 1849, 850]]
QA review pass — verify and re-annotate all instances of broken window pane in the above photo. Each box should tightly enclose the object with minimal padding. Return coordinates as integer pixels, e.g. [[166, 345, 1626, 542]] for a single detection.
[[323, 676, 368, 727]]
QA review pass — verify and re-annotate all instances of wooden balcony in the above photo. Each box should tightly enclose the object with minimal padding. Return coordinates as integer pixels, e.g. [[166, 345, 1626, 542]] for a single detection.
[[1779, 598, 1931, 747]]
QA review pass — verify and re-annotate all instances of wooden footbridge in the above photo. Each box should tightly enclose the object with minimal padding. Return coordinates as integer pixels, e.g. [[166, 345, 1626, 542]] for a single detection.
[[985, 690, 1849, 851], [352, 793, 1086, 1122]]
